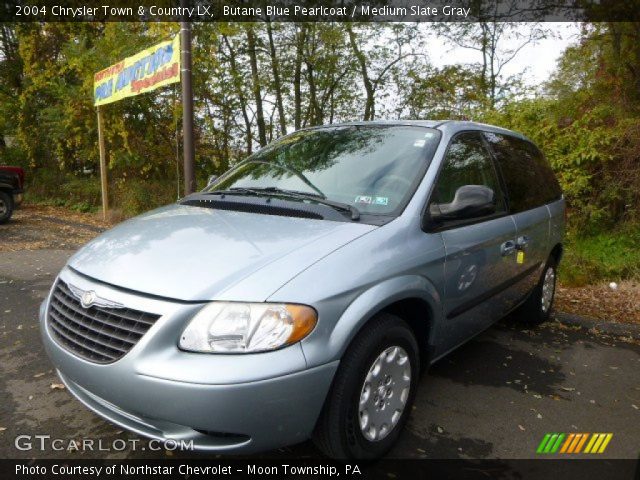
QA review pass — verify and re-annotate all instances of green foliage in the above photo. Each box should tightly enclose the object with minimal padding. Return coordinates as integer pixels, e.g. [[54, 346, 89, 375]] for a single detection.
[[113, 178, 177, 217], [26, 169, 101, 211], [560, 226, 640, 286], [0, 145, 28, 168], [478, 24, 640, 234]]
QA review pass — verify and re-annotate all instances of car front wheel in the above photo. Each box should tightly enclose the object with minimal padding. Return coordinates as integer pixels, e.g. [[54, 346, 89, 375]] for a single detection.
[[313, 313, 419, 459], [0, 191, 14, 224]]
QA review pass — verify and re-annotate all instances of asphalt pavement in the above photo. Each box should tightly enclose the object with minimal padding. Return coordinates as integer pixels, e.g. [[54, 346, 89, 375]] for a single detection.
[[0, 249, 638, 460]]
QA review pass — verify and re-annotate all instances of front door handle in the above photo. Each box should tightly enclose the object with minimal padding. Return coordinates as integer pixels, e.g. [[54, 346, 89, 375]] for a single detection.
[[516, 235, 530, 249], [501, 240, 516, 256]]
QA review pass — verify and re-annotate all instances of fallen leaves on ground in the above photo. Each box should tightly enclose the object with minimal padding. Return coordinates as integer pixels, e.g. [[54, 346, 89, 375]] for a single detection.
[[0, 204, 109, 252], [556, 281, 640, 325], [50, 383, 65, 390]]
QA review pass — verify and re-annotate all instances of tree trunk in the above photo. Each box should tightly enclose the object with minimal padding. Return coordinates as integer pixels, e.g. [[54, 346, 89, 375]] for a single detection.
[[246, 25, 267, 147], [266, 20, 287, 137], [222, 35, 252, 154], [293, 25, 306, 130], [306, 61, 322, 125], [480, 23, 489, 105], [346, 25, 375, 121]]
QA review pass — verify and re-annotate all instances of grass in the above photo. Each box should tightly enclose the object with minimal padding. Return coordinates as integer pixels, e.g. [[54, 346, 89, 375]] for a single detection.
[[559, 226, 640, 287], [25, 173, 178, 218]]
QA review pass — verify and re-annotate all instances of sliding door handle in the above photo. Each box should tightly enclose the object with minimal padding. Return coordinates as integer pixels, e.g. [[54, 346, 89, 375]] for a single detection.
[[516, 235, 530, 249]]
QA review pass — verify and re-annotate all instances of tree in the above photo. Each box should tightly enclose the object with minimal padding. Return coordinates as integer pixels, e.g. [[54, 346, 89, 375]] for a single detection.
[[265, 19, 287, 137], [245, 24, 267, 147], [346, 23, 424, 120], [436, 3, 549, 107]]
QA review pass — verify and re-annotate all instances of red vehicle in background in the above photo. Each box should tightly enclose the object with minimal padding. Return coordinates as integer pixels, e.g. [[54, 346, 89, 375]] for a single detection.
[[0, 165, 25, 223]]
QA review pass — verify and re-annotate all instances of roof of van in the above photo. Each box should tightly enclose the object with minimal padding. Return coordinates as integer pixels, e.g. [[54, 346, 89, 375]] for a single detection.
[[305, 120, 528, 140]]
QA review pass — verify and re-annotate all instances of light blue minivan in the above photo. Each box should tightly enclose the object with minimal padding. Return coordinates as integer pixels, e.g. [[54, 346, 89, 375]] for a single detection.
[[40, 121, 564, 459]]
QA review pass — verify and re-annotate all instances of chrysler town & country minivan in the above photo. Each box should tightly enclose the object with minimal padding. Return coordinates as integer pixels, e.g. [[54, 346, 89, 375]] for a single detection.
[[40, 121, 564, 459]]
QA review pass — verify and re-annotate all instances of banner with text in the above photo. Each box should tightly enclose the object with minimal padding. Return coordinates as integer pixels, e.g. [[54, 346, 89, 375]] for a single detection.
[[94, 36, 180, 106]]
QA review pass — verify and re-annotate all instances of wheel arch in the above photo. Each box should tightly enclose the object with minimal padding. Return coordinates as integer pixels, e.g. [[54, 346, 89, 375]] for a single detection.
[[303, 275, 441, 370], [379, 298, 434, 371], [550, 242, 563, 264]]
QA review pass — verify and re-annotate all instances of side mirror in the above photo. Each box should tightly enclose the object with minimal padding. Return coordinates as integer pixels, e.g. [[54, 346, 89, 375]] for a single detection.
[[430, 185, 496, 223], [207, 175, 218, 187]]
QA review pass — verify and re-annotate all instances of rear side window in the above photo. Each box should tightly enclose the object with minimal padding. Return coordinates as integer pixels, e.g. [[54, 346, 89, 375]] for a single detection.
[[522, 141, 562, 203], [434, 132, 506, 213], [483, 132, 561, 213]]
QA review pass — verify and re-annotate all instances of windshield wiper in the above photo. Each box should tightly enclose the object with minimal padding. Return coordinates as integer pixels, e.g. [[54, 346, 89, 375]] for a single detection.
[[250, 187, 360, 221], [245, 160, 327, 199], [203, 186, 360, 221], [204, 187, 264, 197]]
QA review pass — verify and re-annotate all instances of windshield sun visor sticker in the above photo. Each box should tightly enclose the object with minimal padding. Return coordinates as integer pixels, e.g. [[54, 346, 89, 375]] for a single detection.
[[355, 195, 373, 204]]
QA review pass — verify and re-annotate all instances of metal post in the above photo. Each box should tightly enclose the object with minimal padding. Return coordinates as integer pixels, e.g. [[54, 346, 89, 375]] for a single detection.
[[96, 106, 109, 221], [180, 0, 195, 195]]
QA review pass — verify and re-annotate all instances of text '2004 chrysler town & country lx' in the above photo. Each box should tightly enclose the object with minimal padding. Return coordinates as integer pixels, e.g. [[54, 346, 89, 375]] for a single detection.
[[40, 120, 564, 459]]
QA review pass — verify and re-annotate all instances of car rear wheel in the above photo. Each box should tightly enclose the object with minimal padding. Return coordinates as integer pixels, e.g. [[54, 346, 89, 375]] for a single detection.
[[518, 256, 557, 325], [313, 313, 419, 459], [0, 191, 13, 224]]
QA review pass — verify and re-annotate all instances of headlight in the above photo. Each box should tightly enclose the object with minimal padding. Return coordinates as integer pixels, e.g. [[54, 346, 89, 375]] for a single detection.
[[179, 302, 317, 353]]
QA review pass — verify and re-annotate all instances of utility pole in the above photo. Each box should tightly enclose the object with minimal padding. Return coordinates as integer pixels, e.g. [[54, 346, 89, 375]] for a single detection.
[[180, 0, 195, 195]]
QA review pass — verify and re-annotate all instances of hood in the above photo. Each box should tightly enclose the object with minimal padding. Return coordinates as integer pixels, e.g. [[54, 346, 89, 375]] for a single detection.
[[68, 204, 376, 301]]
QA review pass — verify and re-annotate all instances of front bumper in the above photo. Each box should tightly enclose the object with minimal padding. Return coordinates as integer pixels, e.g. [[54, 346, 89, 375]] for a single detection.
[[39, 268, 338, 453]]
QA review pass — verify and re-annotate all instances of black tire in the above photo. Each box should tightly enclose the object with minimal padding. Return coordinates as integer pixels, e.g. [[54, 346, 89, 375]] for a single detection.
[[517, 256, 557, 325], [0, 191, 13, 224], [313, 313, 419, 459]]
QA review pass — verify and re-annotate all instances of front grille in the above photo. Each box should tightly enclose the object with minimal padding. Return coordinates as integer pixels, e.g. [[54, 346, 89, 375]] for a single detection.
[[47, 280, 161, 364]]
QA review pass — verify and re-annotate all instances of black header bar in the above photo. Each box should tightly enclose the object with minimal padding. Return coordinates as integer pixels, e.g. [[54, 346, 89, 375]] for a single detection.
[[3, 0, 640, 22]]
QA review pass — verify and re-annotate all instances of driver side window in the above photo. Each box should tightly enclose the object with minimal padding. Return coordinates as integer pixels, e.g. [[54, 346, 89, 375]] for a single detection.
[[434, 132, 505, 213]]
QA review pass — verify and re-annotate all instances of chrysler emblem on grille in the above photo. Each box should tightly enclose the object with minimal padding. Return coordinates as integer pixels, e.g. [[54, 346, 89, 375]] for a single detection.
[[68, 283, 124, 310], [81, 291, 96, 308]]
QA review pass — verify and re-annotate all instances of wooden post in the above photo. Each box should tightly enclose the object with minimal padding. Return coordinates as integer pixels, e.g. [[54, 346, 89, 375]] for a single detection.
[[96, 106, 109, 221], [180, 0, 195, 195]]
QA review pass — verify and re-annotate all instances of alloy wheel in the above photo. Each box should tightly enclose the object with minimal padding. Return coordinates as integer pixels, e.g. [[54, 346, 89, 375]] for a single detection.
[[541, 266, 556, 313], [358, 346, 411, 442]]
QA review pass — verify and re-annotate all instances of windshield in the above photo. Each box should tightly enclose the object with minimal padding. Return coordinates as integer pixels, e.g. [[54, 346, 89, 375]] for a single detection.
[[205, 125, 441, 216]]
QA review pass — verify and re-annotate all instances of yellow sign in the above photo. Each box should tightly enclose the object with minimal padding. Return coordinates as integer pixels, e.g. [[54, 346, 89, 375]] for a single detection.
[[93, 36, 180, 106]]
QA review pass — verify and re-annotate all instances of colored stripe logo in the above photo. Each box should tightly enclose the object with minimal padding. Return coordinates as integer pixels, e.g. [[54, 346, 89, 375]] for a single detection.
[[537, 433, 613, 454]]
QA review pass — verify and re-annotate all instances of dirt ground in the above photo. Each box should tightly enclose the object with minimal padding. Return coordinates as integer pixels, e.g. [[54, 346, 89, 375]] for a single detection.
[[0, 204, 108, 252], [556, 282, 640, 325], [1, 203, 638, 325]]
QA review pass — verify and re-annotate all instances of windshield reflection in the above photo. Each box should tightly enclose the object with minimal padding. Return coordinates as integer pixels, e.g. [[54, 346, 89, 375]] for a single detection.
[[205, 126, 441, 215]]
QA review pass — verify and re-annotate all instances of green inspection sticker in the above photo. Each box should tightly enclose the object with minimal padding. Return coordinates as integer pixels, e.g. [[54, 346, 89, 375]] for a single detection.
[[373, 196, 388, 205]]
